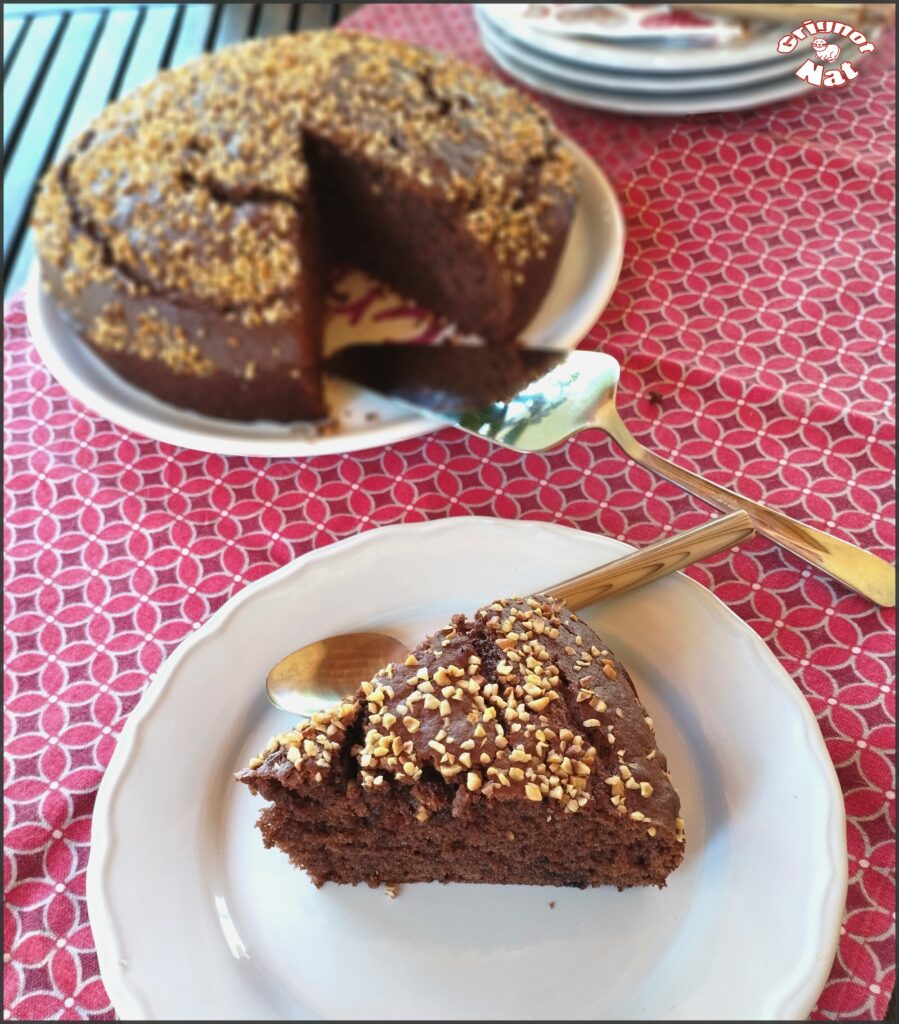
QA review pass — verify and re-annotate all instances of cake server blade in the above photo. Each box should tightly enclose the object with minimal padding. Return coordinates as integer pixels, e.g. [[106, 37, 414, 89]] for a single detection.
[[326, 343, 895, 607]]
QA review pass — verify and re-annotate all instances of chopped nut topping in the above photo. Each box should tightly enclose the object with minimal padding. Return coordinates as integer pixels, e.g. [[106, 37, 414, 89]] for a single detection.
[[254, 595, 678, 831]]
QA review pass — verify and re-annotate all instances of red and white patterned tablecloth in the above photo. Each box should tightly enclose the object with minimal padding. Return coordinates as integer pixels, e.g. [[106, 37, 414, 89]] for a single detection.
[[3, 5, 895, 1020]]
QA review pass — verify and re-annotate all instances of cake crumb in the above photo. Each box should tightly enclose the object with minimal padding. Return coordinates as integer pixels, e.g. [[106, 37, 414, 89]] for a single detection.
[[384, 883, 400, 899], [548, 900, 556, 909]]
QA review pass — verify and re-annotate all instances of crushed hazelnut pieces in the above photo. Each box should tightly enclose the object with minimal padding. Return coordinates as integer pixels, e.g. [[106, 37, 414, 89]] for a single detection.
[[32, 32, 577, 383], [246, 595, 678, 838], [249, 700, 358, 774]]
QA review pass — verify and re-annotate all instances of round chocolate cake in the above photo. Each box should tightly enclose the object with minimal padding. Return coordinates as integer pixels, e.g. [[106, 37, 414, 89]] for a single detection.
[[32, 31, 579, 422]]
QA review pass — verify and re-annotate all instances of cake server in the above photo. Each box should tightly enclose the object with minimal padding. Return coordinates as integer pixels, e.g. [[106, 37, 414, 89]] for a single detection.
[[327, 344, 896, 608], [267, 509, 754, 716]]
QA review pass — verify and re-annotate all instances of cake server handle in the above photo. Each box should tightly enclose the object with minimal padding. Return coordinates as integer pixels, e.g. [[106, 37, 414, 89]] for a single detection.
[[549, 511, 754, 609], [265, 512, 755, 717]]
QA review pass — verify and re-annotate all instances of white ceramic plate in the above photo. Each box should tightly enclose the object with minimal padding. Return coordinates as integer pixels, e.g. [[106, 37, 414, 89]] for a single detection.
[[25, 142, 623, 458], [477, 9, 795, 93], [481, 22, 810, 116], [88, 518, 846, 1021], [478, 4, 791, 72]]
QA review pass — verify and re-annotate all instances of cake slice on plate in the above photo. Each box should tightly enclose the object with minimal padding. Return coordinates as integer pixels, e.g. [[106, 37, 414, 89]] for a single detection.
[[237, 595, 685, 889]]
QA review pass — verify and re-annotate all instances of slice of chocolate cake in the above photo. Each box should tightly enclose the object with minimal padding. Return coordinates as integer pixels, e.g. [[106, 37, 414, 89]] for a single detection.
[[237, 595, 685, 889]]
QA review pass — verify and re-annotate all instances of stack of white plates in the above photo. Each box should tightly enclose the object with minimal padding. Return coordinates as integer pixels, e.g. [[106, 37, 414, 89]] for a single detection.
[[475, 4, 860, 116]]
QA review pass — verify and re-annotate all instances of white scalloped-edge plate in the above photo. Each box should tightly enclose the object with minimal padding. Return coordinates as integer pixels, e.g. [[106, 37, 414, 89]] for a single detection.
[[478, 4, 792, 73], [479, 14, 810, 117], [88, 518, 846, 1020], [477, 8, 797, 93], [26, 141, 622, 457]]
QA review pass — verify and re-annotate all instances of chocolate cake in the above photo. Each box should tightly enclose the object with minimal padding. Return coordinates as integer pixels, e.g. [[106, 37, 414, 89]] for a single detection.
[[32, 32, 578, 422], [237, 595, 685, 889]]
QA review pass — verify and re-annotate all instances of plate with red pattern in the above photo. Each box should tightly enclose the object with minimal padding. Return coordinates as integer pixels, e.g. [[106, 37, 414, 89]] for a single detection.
[[25, 141, 623, 458], [87, 518, 847, 1020]]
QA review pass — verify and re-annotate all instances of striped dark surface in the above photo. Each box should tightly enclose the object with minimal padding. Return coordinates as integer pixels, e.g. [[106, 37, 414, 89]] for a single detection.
[[2, 2, 360, 298]]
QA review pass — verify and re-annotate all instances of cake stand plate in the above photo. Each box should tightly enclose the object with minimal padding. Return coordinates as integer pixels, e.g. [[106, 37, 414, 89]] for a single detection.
[[88, 518, 846, 1020], [25, 142, 623, 457]]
